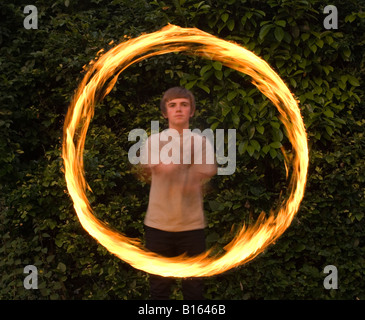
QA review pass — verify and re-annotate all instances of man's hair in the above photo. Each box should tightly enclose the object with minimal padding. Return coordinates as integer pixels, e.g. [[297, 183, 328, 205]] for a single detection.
[[160, 87, 196, 115]]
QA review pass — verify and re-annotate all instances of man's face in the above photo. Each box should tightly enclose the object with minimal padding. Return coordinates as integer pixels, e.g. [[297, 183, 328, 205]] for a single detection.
[[163, 98, 194, 128]]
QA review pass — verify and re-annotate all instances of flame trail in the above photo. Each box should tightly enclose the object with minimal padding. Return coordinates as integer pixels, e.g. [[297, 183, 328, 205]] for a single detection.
[[62, 25, 308, 277]]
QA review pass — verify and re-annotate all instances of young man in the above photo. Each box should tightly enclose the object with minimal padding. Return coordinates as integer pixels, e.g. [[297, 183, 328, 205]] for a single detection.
[[141, 87, 217, 300]]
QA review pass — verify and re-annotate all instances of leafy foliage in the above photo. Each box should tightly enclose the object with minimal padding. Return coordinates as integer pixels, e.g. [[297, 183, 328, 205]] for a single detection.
[[1, 0, 364, 299]]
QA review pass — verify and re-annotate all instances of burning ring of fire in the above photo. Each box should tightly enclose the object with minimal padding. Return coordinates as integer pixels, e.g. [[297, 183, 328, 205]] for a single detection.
[[62, 25, 308, 277]]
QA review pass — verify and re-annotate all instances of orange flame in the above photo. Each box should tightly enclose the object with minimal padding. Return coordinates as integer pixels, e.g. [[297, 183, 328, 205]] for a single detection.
[[62, 25, 308, 277]]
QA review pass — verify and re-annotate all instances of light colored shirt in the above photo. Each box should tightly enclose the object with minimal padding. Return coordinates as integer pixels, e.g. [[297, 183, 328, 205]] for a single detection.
[[141, 128, 217, 232]]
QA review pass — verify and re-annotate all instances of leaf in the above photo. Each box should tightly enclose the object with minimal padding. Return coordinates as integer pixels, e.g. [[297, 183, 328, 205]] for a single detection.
[[57, 262, 66, 273], [248, 126, 255, 139], [250, 139, 260, 151], [259, 24, 272, 40], [214, 70, 223, 80], [262, 145, 270, 154], [256, 125, 264, 134], [325, 125, 334, 136], [274, 27, 284, 42], [244, 113, 252, 121], [227, 19, 235, 31], [185, 80, 197, 90], [270, 121, 280, 129], [221, 13, 229, 23], [227, 91, 237, 101], [208, 200, 224, 211], [210, 121, 220, 131], [200, 64, 212, 77], [55, 238, 63, 248], [309, 44, 317, 53], [46, 255, 55, 263], [345, 14, 357, 23], [301, 33, 310, 41], [269, 148, 277, 158], [342, 47, 351, 58], [222, 104, 231, 117], [275, 20, 286, 27], [212, 61, 222, 71], [290, 78, 297, 88], [232, 105, 240, 114], [316, 39, 324, 48], [247, 145, 255, 156], [276, 60, 285, 69], [348, 75, 360, 86], [325, 155, 335, 163], [197, 82, 210, 94], [323, 108, 334, 118], [272, 128, 283, 142], [232, 113, 240, 127], [355, 212, 364, 221], [238, 140, 248, 155], [314, 77, 323, 86], [270, 141, 282, 148]]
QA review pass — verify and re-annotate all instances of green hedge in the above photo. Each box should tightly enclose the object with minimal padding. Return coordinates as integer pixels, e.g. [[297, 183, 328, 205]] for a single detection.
[[1, 0, 364, 299]]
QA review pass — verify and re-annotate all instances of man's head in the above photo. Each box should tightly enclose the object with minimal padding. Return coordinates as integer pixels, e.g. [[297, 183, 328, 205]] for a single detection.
[[160, 87, 196, 131], [160, 87, 196, 116]]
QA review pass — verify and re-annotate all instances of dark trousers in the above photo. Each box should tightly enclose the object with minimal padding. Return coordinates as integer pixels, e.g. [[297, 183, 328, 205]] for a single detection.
[[144, 225, 206, 300]]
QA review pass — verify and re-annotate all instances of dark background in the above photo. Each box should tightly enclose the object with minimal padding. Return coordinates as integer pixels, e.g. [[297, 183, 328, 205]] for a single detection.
[[0, 0, 364, 299]]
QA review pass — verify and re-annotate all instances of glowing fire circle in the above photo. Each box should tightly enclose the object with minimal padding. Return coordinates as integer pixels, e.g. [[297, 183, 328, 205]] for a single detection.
[[62, 25, 308, 278]]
